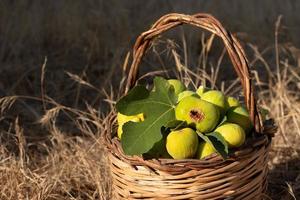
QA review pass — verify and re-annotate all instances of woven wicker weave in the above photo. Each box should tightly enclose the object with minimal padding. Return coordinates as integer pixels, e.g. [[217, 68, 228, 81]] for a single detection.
[[103, 13, 277, 199]]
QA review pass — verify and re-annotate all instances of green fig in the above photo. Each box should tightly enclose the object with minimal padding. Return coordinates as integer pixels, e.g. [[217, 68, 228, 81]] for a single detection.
[[215, 123, 246, 148], [175, 96, 220, 133], [166, 128, 199, 159], [226, 96, 240, 108], [227, 106, 252, 132], [197, 141, 216, 159], [177, 90, 199, 102], [117, 112, 144, 139], [168, 79, 186, 95], [196, 85, 209, 97], [200, 90, 227, 115]]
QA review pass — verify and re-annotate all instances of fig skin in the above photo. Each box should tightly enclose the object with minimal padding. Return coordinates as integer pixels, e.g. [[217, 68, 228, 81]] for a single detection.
[[166, 128, 199, 159], [196, 85, 209, 96], [201, 90, 227, 115], [215, 123, 246, 148], [175, 96, 220, 133], [226, 106, 252, 132], [177, 90, 199, 102], [226, 96, 240, 108], [197, 141, 216, 159], [117, 113, 144, 139], [168, 79, 186, 95]]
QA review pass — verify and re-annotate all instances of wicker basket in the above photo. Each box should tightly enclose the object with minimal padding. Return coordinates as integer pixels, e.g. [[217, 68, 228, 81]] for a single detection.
[[103, 13, 277, 199]]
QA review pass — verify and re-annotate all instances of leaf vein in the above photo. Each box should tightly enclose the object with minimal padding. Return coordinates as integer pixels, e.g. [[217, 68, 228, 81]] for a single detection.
[[126, 107, 174, 153]]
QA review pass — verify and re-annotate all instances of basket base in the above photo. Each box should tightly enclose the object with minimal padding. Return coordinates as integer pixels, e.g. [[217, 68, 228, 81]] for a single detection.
[[108, 140, 270, 200]]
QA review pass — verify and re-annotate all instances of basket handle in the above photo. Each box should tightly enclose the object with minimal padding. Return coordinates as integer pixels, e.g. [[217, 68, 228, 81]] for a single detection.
[[125, 13, 262, 133]]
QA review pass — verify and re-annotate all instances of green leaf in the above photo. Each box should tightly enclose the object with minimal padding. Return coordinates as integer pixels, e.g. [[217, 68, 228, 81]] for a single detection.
[[116, 85, 149, 115], [197, 131, 228, 159], [197, 131, 209, 143], [116, 77, 177, 155], [165, 120, 188, 131], [217, 115, 227, 127], [160, 126, 171, 137], [143, 128, 171, 159]]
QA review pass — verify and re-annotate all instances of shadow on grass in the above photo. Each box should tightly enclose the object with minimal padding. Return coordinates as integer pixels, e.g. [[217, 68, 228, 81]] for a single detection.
[[267, 148, 300, 199]]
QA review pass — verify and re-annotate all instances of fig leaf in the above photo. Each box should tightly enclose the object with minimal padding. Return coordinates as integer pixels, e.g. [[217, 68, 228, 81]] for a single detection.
[[116, 77, 177, 155], [197, 131, 228, 159]]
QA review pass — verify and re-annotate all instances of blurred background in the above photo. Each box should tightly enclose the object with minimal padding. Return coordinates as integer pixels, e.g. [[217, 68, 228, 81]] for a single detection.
[[0, 1, 300, 199], [0, 0, 299, 100]]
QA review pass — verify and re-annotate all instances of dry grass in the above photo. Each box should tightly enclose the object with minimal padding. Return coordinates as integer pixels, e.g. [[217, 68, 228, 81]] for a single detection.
[[1, 1, 300, 199]]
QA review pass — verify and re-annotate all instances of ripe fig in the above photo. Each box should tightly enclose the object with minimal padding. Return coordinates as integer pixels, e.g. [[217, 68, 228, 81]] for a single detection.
[[227, 106, 252, 132], [177, 90, 199, 102], [117, 112, 144, 139], [168, 79, 186, 95], [166, 128, 199, 159], [196, 85, 209, 97], [197, 141, 216, 159], [215, 123, 246, 148], [201, 90, 227, 115], [175, 96, 220, 133]]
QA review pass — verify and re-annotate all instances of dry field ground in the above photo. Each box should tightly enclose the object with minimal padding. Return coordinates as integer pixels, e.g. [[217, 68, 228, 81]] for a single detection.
[[0, 1, 300, 199]]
